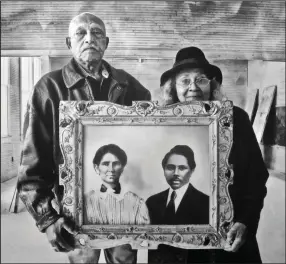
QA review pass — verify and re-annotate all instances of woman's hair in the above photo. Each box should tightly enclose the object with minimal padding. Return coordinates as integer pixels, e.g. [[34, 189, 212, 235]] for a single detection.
[[162, 145, 196, 170], [93, 144, 127, 167], [160, 69, 226, 106]]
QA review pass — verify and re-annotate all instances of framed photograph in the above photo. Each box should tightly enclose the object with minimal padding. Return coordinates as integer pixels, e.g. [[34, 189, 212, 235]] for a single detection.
[[59, 100, 234, 250]]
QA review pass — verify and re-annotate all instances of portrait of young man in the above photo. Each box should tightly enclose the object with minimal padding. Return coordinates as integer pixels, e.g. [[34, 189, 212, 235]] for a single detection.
[[146, 145, 210, 263]]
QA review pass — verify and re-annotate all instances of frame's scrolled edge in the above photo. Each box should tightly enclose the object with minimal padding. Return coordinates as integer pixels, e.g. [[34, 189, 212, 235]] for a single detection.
[[217, 100, 235, 238], [73, 224, 225, 250], [59, 100, 223, 118], [58, 100, 234, 250]]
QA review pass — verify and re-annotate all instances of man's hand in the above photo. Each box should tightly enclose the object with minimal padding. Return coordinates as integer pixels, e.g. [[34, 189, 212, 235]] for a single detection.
[[224, 222, 247, 252], [45, 217, 77, 252]]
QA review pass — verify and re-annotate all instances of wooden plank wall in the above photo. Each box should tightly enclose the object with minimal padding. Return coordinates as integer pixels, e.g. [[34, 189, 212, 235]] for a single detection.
[[1, 1, 285, 60]]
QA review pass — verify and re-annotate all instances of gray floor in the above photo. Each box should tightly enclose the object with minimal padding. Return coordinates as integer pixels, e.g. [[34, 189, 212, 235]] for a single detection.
[[1, 173, 285, 263]]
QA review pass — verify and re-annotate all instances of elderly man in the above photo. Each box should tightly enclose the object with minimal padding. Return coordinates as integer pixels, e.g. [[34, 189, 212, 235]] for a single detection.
[[17, 12, 151, 263]]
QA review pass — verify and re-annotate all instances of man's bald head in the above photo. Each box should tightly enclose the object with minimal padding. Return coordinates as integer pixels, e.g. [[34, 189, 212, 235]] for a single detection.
[[66, 12, 109, 71], [68, 12, 106, 37]]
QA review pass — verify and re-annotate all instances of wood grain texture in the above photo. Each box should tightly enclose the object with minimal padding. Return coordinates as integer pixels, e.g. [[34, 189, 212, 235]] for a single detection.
[[1, 1, 285, 61], [275, 107, 286, 146], [263, 106, 286, 147], [244, 89, 258, 124]]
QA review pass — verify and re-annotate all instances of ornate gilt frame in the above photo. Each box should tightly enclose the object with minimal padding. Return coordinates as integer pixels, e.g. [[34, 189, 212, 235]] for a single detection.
[[59, 100, 234, 250]]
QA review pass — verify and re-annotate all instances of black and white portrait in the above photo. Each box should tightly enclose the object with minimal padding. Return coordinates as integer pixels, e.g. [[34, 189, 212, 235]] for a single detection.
[[83, 126, 210, 201]]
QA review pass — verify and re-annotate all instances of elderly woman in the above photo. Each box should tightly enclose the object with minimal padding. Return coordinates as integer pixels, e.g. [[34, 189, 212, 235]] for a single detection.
[[149, 47, 269, 263]]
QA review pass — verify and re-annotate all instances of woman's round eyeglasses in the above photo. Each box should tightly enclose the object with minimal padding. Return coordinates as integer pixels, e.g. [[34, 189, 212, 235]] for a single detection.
[[177, 77, 212, 89]]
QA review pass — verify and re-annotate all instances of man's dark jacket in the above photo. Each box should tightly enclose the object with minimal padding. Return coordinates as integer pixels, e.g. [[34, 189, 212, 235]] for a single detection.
[[146, 183, 209, 225], [146, 184, 210, 263], [17, 58, 151, 232], [146, 107, 269, 263]]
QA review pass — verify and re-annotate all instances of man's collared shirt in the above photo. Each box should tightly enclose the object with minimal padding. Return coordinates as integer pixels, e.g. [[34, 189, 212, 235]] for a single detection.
[[76, 61, 110, 100], [76, 61, 102, 79], [166, 183, 189, 212]]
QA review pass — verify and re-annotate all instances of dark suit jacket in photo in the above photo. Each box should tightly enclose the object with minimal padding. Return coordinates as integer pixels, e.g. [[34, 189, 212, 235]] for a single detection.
[[145, 107, 269, 264], [146, 183, 209, 225], [146, 183, 210, 263]]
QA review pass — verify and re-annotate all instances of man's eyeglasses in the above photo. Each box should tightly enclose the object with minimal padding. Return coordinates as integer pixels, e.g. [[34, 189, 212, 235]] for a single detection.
[[177, 77, 212, 89]]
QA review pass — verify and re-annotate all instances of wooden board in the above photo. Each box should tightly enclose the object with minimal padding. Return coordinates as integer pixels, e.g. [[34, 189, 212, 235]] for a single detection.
[[253, 85, 277, 143], [244, 88, 258, 124], [275, 107, 286, 146]]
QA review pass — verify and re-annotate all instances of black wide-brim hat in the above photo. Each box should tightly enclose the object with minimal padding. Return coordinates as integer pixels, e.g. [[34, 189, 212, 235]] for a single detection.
[[160, 46, 223, 86]]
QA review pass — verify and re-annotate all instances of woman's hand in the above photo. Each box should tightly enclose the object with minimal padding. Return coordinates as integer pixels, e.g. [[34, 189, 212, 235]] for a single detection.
[[224, 222, 247, 252]]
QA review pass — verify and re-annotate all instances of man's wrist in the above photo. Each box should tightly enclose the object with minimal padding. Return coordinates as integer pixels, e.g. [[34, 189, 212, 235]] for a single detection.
[[36, 210, 61, 233]]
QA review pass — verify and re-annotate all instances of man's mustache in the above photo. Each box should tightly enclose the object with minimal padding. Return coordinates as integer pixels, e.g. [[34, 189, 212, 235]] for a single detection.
[[82, 46, 102, 52], [171, 176, 181, 181]]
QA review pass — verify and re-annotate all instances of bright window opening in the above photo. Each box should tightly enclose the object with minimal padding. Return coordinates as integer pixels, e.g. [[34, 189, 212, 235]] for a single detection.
[[1, 57, 10, 137], [20, 57, 41, 134]]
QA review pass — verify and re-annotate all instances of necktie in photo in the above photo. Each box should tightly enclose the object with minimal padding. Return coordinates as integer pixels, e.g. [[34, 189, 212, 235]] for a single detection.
[[165, 190, 177, 224]]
